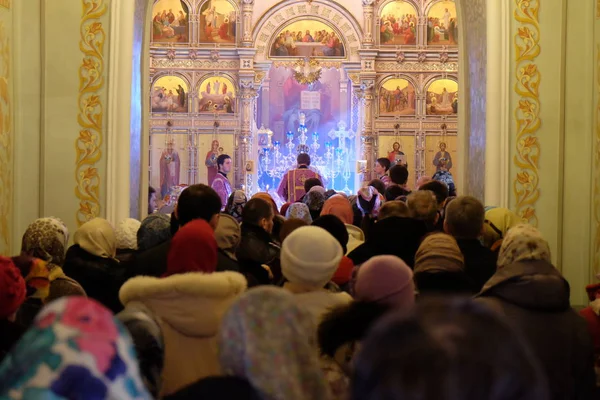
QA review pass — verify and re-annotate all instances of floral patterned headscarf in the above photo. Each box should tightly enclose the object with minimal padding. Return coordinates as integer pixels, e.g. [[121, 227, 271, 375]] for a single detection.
[[497, 224, 552, 267], [219, 287, 331, 400], [285, 203, 313, 224], [226, 190, 248, 223], [0, 297, 151, 399], [21, 217, 69, 266]]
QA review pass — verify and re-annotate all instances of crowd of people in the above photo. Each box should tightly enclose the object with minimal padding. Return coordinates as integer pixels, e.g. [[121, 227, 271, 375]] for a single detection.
[[0, 153, 599, 399]]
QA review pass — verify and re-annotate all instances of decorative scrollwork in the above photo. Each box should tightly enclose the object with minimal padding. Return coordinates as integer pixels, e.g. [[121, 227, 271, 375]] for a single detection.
[[513, 0, 541, 225], [0, 21, 11, 253], [595, 42, 600, 275], [75, 0, 107, 225]]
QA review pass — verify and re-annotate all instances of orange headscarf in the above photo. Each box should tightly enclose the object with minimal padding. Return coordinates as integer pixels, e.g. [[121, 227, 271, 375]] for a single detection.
[[252, 192, 280, 215], [321, 195, 354, 225]]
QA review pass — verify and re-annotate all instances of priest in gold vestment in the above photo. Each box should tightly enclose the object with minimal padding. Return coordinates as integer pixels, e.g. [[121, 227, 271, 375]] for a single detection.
[[277, 153, 321, 202]]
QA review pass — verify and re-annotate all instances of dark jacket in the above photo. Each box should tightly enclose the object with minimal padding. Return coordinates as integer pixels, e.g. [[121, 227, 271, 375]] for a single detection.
[[347, 217, 428, 268], [384, 185, 411, 201], [414, 270, 476, 296], [216, 249, 240, 273], [0, 319, 26, 363], [318, 301, 390, 361], [63, 245, 126, 313], [456, 238, 497, 290], [129, 239, 171, 278], [236, 224, 280, 287], [164, 376, 261, 400], [116, 304, 164, 398], [476, 260, 596, 400]]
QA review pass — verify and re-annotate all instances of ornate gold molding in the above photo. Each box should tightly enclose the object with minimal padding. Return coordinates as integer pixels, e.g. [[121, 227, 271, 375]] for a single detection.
[[513, 0, 541, 225], [0, 21, 11, 253], [75, 0, 107, 225], [595, 42, 600, 276]]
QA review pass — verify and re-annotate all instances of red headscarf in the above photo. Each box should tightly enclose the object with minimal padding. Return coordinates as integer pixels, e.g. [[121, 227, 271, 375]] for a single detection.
[[0, 256, 27, 319], [321, 195, 354, 225], [280, 202, 292, 217], [252, 192, 279, 215], [165, 219, 217, 276]]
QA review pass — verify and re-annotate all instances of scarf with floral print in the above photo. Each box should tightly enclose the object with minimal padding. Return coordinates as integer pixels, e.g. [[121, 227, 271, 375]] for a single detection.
[[0, 297, 151, 399]]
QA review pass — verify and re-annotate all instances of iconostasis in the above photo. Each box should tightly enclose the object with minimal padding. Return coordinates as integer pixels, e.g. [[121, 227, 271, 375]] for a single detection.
[[148, 0, 459, 195]]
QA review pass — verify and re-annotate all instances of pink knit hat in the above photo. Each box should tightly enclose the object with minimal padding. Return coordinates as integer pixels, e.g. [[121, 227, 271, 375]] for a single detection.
[[355, 255, 415, 309]]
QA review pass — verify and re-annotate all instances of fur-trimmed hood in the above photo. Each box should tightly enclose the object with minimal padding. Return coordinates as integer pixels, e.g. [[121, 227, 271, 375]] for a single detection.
[[120, 271, 247, 337]]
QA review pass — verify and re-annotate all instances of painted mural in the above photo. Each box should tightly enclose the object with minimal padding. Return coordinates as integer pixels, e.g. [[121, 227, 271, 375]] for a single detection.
[[378, 136, 416, 185], [270, 21, 345, 58], [198, 76, 236, 113], [426, 79, 458, 115], [427, 0, 458, 46], [425, 135, 458, 187], [379, 78, 416, 116], [199, 0, 236, 44], [379, 1, 418, 45], [151, 0, 189, 43], [152, 76, 188, 113]]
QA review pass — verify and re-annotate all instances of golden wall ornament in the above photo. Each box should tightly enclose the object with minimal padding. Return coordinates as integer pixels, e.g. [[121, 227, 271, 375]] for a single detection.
[[75, 0, 107, 225], [513, 0, 541, 225], [595, 43, 600, 276], [0, 21, 11, 253]]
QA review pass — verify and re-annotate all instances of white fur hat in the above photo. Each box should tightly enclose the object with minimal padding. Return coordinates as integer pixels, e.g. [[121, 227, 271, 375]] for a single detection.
[[281, 226, 343, 288], [115, 218, 142, 250]]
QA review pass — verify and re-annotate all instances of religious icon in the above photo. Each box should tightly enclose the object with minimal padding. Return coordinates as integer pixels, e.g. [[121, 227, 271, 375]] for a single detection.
[[205, 139, 221, 185], [379, 1, 417, 46], [379, 78, 416, 116], [427, 0, 458, 46], [198, 76, 236, 114], [159, 138, 181, 198], [426, 79, 458, 116], [388, 141, 407, 167], [199, 0, 236, 44], [151, 76, 188, 113], [269, 20, 345, 58], [151, 0, 190, 43], [433, 141, 453, 172]]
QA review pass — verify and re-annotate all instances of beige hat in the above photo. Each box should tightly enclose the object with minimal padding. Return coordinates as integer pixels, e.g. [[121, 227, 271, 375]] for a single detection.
[[414, 233, 464, 274]]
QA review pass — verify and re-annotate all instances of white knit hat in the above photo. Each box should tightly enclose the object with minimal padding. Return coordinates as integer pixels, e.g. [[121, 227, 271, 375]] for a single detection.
[[115, 218, 141, 250], [281, 226, 343, 288]]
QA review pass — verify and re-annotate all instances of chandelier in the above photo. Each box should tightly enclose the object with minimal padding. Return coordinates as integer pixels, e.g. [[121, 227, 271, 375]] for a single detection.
[[293, 57, 322, 85]]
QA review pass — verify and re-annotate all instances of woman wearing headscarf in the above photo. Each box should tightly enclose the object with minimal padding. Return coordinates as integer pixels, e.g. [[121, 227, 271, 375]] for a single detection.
[[20, 218, 85, 308], [226, 190, 248, 223], [0, 297, 151, 399], [0, 257, 27, 362], [115, 218, 142, 264], [321, 195, 364, 255], [218, 287, 332, 400], [318, 256, 415, 385], [63, 218, 125, 313], [303, 190, 326, 221], [356, 186, 381, 240], [120, 219, 247, 396], [477, 224, 596, 400], [285, 202, 313, 224], [215, 213, 242, 272], [413, 233, 476, 295], [482, 207, 523, 251]]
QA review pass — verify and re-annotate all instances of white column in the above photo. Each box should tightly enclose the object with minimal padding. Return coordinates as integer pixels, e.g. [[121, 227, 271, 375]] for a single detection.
[[484, 0, 510, 207], [106, 0, 134, 225]]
